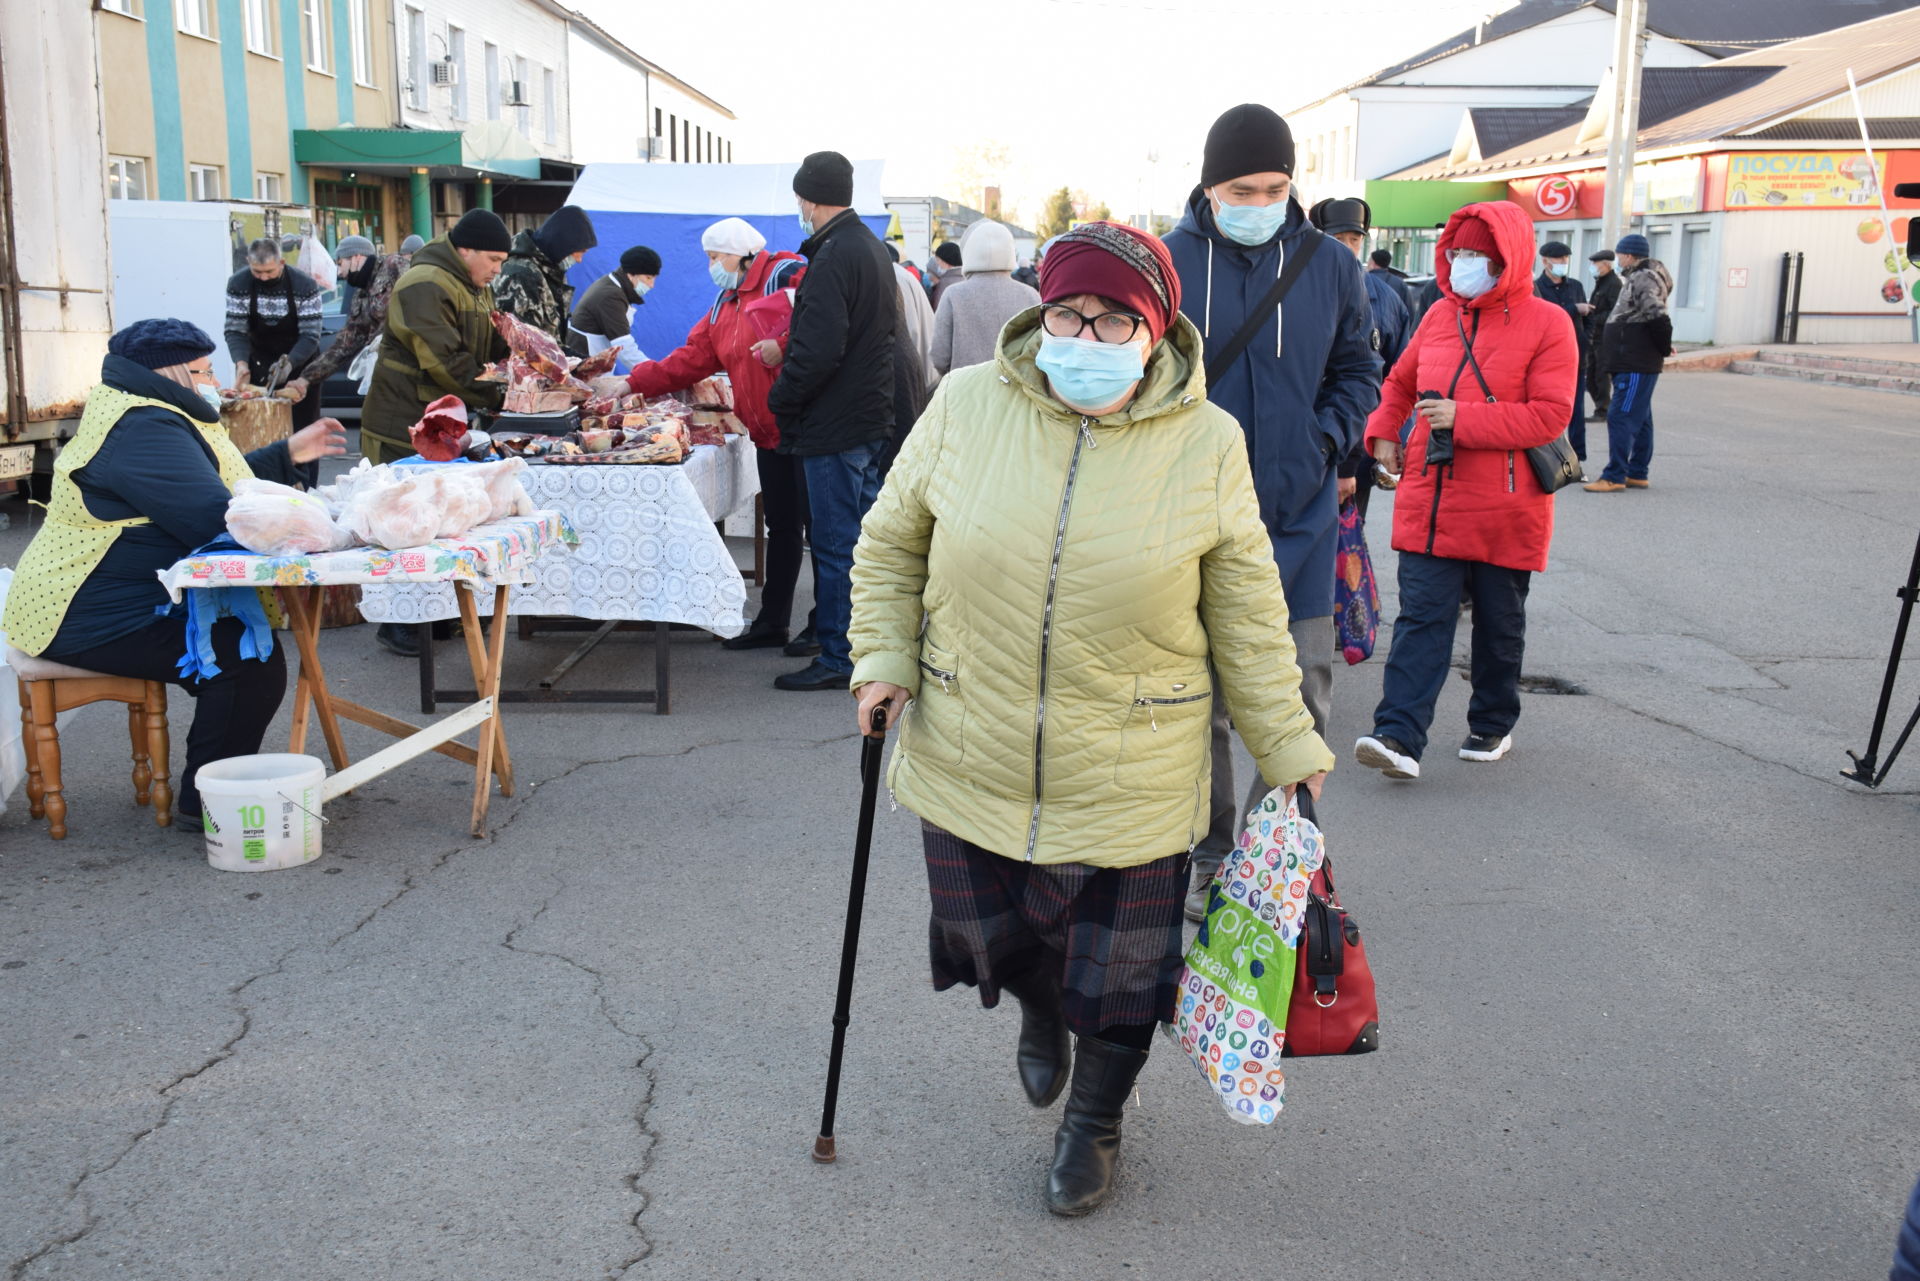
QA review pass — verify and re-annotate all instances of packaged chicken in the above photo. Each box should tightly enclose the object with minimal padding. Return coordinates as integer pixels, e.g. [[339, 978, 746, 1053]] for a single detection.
[[227, 479, 352, 556]]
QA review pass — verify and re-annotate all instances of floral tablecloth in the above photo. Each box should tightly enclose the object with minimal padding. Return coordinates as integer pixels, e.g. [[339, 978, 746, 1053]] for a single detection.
[[357, 436, 760, 635], [157, 511, 576, 601]]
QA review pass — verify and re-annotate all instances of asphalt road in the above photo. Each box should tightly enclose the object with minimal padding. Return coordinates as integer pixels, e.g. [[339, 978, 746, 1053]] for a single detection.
[[3, 369, 1917, 1281]]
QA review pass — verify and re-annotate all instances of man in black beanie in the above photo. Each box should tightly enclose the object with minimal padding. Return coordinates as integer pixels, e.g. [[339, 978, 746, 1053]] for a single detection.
[[766, 149, 895, 691], [567, 244, 660, 364], [1533, 239, 1592, 468], [1165, 103, 1381, 921], [494, 204, 598, 345]]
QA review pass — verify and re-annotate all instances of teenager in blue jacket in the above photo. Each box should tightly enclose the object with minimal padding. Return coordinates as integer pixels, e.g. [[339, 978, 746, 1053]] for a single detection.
[[1165, 104, 1380, 918]]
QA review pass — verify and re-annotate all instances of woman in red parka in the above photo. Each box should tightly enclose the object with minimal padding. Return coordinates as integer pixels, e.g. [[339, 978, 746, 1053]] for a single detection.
[[1353, 200, 1576, 780], [626, 217, 812, 651]]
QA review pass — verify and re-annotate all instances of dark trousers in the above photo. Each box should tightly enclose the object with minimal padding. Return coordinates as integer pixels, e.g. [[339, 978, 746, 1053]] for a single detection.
[[1600, 371, 1658, 484], [1370, 551, 1531, 761], [1586, 351, 1611, 416], [47, 616, 288, 816], [1567, 348, 1589, 460], [753, 446, 815, 635], [800, 440, 886, 673]]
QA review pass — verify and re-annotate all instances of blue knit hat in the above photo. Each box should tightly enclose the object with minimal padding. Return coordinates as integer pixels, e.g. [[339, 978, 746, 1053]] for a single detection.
[[107, 318, 215, 371], [1616, 233, 1651, 258]]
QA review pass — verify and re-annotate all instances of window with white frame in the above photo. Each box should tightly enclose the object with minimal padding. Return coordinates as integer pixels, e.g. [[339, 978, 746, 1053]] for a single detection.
[[448, 26, 466, 119], [349, 0, 374, 85], [302, 0, 329, 72], [175, 0, 212, 38], [242, 0, 273, 54], [404, 6, 425, 109], [101, 0, 142, 14], [107, 156, 149, 200], [543, 67, 556, 144], [484, 42, 500, 121], [189, 164, 222, 201], [254, 172, 283, 202]]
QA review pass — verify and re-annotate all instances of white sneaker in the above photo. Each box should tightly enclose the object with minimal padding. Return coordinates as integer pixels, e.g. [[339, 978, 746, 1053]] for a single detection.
[[1354, 734, 1420, 780], [1459, 733, 1513, 762]]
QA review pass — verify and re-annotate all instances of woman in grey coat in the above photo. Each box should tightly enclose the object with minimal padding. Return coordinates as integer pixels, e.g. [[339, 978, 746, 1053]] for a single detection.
[[930, 220, 1042, 375]]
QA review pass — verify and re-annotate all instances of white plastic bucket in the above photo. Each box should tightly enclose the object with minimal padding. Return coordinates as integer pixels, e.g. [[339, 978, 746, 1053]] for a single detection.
[[195, 754, 326, 872]]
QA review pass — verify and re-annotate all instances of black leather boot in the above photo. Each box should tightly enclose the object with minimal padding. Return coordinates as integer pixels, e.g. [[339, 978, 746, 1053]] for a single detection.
[[999, 968, 1070, 1107], [1045, 1035, 1149, 1217]]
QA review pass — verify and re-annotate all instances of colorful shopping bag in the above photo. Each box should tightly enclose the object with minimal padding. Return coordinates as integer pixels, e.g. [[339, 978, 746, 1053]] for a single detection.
[[1167, 789, 1325, 1124], [1335, 499, 1379, 664]]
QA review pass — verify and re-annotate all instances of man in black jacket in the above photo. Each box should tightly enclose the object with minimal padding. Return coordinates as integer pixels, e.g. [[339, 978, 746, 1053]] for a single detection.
[[1584, 249, 1621, 420], [1533, 240, 1592, 468], [766, 150, 895, 691], [1585, 234, 1673, 493], [566, 245, 659, 365]]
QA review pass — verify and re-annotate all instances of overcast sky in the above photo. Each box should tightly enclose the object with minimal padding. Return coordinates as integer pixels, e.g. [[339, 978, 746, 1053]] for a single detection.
[[573, 0, 1522, 224]]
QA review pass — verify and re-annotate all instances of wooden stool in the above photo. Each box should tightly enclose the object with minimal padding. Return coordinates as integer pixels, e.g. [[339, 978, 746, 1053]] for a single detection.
[[8, 645, 172, 840]]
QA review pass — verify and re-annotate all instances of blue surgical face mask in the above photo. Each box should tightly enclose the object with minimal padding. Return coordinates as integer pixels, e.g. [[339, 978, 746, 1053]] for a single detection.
[[1548, 261, 1568, 278], [1211, 189, 1288, 247], [710, 260, 742, 289], [797, 202, 815, 237], [631, 277, 652, 297], [1451, 255, 1498, 299], [1035, 332, 1146, 412], [197, 383, 224, 413]]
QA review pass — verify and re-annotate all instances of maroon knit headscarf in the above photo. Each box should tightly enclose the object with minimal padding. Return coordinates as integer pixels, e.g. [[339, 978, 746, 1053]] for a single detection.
[[1038, 222, 1181, 341]]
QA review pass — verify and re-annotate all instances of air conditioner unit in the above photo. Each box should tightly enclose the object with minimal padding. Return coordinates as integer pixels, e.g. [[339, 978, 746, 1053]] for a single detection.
[[430, 58, 458, 86], [647, 135, 668, 159], [504, 79, 529, 107]]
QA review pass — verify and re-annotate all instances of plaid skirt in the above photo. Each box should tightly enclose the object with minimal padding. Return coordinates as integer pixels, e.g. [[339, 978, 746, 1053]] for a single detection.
[[921, 821, 1190, 1036]]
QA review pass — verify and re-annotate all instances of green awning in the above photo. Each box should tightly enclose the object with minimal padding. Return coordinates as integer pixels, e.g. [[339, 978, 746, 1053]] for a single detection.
[[1365, 179, 1510, 229], [294, 123, 543, 180]]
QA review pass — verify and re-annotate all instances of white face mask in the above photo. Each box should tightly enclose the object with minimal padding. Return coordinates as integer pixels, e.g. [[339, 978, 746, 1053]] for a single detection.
[[1451, 255, 1497, 299]]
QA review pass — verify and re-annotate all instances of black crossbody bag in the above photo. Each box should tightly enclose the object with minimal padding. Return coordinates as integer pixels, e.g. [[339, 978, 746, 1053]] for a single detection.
[[1452, 310, 1582, 494], [1204, 230, 1326, 387]]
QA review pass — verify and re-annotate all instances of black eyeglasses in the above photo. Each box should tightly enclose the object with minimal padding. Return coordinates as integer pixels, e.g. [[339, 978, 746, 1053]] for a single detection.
[[1041, 303, 1146, 345]]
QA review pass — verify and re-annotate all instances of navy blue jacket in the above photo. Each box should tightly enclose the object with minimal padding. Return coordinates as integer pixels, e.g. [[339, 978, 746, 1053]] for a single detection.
[[1534, 271, 1590, 352], [1165, 192, 1380, 620], [45, 355, 296, 659], [1341, 269, 1410, 479]]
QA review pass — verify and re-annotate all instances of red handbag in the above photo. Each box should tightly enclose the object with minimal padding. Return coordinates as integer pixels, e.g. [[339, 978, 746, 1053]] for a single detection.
[[1283, 853, 1380, 1056]]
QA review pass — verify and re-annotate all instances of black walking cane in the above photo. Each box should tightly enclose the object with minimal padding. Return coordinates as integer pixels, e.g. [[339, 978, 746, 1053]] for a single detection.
[[812, 704, 889, 1164]]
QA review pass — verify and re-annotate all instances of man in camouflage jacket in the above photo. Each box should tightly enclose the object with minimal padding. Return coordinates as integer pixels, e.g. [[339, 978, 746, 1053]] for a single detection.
[[287, 243, 404, 397], [492, 205, 597, 346]]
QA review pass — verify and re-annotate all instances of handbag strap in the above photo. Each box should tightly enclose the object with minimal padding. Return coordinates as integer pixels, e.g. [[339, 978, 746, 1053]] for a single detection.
[[1205, 229, 1326, 387], [1452, 309, 1496, 404]]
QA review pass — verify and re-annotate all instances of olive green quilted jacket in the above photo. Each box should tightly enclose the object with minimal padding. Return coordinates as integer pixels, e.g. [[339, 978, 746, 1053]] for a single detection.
[[849, 307, 1334, 868]]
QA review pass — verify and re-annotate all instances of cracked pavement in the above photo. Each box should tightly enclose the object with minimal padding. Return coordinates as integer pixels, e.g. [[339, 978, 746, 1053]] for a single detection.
[[4, 371, 1918, 1280]]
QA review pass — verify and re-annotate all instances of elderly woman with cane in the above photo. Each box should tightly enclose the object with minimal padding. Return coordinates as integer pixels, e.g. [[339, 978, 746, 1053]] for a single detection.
[[847, 222, 1333, 1215]]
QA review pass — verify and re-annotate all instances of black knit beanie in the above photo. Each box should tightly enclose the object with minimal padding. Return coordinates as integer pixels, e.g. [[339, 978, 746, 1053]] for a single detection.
[[934, 241, 963, 267], [1201, 104, 1296, 188], [108, 318, 216, 371], [533, 205, 597, 262], [620, 245, 662, 276], [448, 208, 511, 253], [792, 151, 854, 206]]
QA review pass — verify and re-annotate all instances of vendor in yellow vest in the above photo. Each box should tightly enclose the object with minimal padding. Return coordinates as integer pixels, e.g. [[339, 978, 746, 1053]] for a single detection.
[[2, 319, 345, 828]]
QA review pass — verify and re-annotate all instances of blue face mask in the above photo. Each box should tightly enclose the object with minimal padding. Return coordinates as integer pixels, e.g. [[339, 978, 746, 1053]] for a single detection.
[[632, 278, 653, 297], [1035, 333, 1146, 411], [1211, 191, 1288, 247], [1548, 261, 1568, 278], [797, 203, 815, 237], [1450, 255, 1498, 299], [710, 260, 742, 289]]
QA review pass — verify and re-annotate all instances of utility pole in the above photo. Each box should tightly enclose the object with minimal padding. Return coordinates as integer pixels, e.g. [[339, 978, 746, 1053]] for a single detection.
[[1599, 0, 1648, 253]]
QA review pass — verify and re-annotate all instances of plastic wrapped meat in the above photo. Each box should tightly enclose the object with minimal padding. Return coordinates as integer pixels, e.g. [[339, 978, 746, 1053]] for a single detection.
[[342, 472, 442, 549], [491, 309, 572, 382], [462, 457, 534, 520], [226, 479, 352, 556], [409, 393, 470, 461], [572, 348, 620, 380]]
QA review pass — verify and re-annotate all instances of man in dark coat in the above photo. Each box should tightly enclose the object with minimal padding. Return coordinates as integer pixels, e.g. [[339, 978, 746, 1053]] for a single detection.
[[1164, 103, 1380, 919], [766, 150, 895, 691], [566, 245, 659, 365], [1533, 239, 1592, 466], [1311, 197, 1407, 523], [1369, 248, 1416, 311], [493, 205, 597, 345], [1584, 249, 1621, 419], [224, 237, 326, 480], [1586, 233, 1673, 493]]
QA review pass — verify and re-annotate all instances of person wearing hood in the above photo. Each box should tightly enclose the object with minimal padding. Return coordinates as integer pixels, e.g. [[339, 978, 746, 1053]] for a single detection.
[[567, 245, 660, 367], [1, 319, 346, 828], [1585, 233, 1673, 493], [930, 219, 1042, 376], [1164, 103, 1380, 921], [626, 218, 814, 652], [849, 221, 1332, 1218], [493, 204, 598, 345], [1352, 201, 1577, 781], [1533, 240, 1593, 470], [286, 235, 405, 406]]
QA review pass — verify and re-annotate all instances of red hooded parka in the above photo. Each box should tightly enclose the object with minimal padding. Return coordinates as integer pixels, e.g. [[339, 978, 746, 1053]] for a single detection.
[[1364, 201, 1577, 573], [626, 249, 805, 449]]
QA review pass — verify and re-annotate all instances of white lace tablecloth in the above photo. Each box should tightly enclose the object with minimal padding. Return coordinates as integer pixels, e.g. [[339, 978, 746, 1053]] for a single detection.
[[358, 435, 760, 635]]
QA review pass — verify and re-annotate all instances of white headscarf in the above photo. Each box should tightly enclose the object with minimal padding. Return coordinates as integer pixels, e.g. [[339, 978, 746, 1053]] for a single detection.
[[701, 217, 767, 257]]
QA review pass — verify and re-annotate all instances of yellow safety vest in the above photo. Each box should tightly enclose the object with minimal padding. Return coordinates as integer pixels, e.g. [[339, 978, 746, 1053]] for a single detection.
[[3, 384, 258, 656]]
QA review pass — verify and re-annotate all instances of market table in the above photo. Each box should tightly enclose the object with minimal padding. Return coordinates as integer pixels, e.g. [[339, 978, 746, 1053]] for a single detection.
[[358, 435, 761, 714], [160, 512, 575, 837]]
